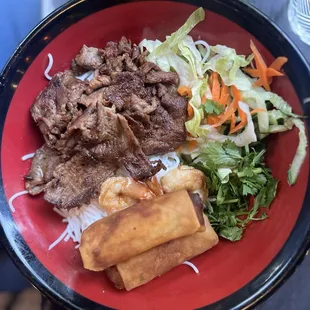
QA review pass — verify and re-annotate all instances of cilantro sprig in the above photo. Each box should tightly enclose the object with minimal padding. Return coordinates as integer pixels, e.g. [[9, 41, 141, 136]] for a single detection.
[[190, 140, 278, 242]]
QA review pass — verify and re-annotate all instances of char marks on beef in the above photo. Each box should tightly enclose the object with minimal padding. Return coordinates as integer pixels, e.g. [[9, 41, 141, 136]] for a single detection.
[[44, 155, 117, 209], [25, 145, 65, 195], [27, 36, 187, 209], [30, 71, 87, 147]]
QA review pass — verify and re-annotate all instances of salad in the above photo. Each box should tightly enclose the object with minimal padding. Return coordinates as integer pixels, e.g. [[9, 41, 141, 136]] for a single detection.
[[140, 7, 307, 241]]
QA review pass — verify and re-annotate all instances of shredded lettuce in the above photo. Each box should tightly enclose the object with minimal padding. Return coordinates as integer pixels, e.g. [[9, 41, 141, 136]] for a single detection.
[[260, 91, 302, 118], [242, 89, 269, 133], [269, 119, 293, 133], [199, 101, 257, 147], [140, 8, 205, 86], [204, 45, 253, 90], [268, 110, 288, 125], [185, 79, 205, 136], [288, 119, 308, 185], [150, 8, 205, 57], [178, 35, 204, 79]]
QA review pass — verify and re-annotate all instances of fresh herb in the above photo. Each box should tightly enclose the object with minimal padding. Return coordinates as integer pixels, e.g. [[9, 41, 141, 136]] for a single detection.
[[201, 99, 225, 115], [191, 140, 278, 241]]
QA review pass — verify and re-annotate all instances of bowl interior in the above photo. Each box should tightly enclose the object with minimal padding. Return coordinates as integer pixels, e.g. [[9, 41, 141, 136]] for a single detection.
[[0, 1, 309, 309]]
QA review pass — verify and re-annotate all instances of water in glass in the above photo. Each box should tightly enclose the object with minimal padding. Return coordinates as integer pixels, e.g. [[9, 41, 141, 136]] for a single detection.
[[288, 0, 310, 44]]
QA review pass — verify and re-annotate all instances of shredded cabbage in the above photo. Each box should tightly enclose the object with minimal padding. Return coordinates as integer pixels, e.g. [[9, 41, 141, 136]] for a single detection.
[[288, 119, 308, 185]]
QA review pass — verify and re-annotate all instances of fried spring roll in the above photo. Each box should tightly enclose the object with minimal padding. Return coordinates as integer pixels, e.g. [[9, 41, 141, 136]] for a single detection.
[[105, 216, 218, 291], [79, 190, 205, 271]]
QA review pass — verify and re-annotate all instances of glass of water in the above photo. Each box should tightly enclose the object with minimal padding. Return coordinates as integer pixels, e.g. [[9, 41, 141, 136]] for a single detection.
[[288, 0, 310, 45]]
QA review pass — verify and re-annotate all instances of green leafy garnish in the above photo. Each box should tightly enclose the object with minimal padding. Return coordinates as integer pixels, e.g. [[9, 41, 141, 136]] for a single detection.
[[192, 140, 278, 241], [201, 99, 225, 115]]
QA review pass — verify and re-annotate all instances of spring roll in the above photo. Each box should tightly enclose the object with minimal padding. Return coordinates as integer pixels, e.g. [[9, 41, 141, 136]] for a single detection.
[[105, 216, 218, 291], [79, 190, 205, 271]]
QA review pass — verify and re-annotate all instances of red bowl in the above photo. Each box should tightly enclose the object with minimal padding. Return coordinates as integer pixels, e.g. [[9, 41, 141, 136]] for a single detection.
[[0, 1, 310, 309]]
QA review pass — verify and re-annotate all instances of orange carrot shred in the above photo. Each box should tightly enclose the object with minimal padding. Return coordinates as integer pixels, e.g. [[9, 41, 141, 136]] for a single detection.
[[243, 68, 260, 78], [229, 104, 247, 134], [188, 140, 198, 151], [269, 56, 288, 71], [211, 72, 221, 101], [212, 85, 241, 128], [187, 104, 194, 118], [266, 67, 283, 77], [207, 115, 220, 125], [218, 85, 230, 105], [230, 113, 236, 131], [250, 108, 266, 115], [178, 86, 192, 97], [246, 40, 287, 91], [229, 120, 247, 134]]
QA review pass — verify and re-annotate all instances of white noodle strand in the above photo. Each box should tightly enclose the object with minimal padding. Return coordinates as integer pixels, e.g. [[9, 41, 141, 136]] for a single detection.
[[182, 261, 200, 274], [48, 228, 69, 251], [49, 202, 107, 250], [8, 190, 29, 212], [21, 153, 35, 161], [44, 53, 53, 80]]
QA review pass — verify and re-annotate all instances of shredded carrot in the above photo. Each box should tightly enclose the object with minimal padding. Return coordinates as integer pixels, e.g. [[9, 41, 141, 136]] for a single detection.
[[188, 140, 198, 151], [230, 113, 236, 131], [210, 72, 221, 101], [270, 56, 288, 71], [187, 104, 194, 119], [250, 108, 266, 115], [206, 115, 219, 125], [177, 145, 183, 152], [178, 86, 192, 97], [243, 68, 260, 78], [212, 85, 241, 128], [245, 40, 287, 91], [229, 107, 246, 134], [218, 85, 230, 105], [229, 119, 247, 134]]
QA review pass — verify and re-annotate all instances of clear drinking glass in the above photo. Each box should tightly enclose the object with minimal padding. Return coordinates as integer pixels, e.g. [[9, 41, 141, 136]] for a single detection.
[[288, 0, 310, 45]]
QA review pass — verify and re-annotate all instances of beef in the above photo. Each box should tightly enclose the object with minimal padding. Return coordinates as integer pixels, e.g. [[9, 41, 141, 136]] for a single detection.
[[124, 83, 187, 155], [25, 145, 65, 195], [145, 71, 179, 85], [27, 36, 187, 210], [118, 36, 132, 55], [75, 45, 103, 70], [30, 71, 87, 147], [44, 154, 117, 209], [59, 103, 161, 179], [102, 41, 119, 59], [86, 71, 111, 94], [71, 59, 87, 76], [131, 44, 140, 61], [139, 62, 159, 75]]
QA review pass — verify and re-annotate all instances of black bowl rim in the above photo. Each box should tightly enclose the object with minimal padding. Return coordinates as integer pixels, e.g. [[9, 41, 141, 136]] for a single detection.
[[0, 0, 310, 309]]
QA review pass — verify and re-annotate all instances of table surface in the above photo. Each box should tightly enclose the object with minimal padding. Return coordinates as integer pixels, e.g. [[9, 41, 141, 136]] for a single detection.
[[0, 0, 309, 309]]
